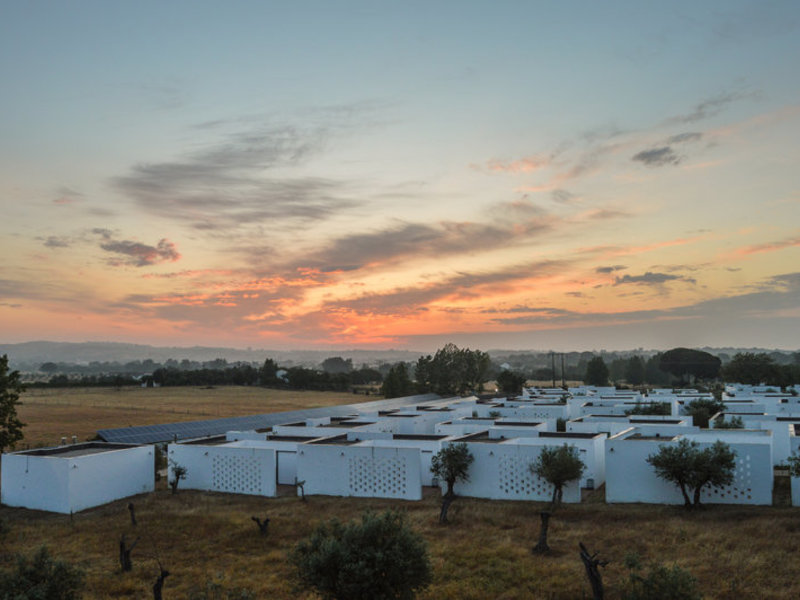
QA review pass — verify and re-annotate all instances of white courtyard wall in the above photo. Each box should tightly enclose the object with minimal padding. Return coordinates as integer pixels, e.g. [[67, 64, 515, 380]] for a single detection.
[[605, 431, 772, 505], [168, 443, 276, 497], [296, 444, 422, 500], [447, 442, 581, 503]]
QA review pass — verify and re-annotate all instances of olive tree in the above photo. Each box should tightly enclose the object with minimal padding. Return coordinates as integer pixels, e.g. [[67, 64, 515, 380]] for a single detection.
[[430, 442, 474, 524], [530, 444, 586, 509], [646, 438, 736, 508], [290, 510, 432, 600]]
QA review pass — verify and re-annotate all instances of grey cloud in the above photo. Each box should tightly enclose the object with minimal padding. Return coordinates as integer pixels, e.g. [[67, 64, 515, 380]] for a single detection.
[[613, 271, 695, 286], [632, 146, 680, 167], [289, 215, 555, 274], [669, 91, 749, 124], [42, 236, 70, 248], [113, 124, 358, 230], [551, 189, 577, 204], [595, 265, 627, 274], [92, 228, 114, 239], [100, 238, 181, 267], [667, 132, 703, 144]]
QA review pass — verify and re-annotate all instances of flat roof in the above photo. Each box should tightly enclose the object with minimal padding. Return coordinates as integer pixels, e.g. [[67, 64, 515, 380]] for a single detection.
[[17, 442, 139, 457], [97, 393, 440, 444]]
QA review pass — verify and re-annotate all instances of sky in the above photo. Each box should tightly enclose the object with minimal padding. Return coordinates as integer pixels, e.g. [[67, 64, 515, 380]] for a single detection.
[[1, 1, 799, 353]]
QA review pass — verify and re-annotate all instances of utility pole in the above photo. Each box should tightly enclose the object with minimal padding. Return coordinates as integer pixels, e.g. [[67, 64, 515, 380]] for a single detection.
[[551, 352, 556, 388], [561, 353, 566, 389]]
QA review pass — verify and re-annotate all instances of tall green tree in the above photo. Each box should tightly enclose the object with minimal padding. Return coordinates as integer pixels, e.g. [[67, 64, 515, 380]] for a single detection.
[[0, 354, 26, 453], [496, 369, 527, 395], [646, 439, 736, 508], [290, 510, 432, 600], [530, 444, 586, 509], [430, 442, 474, 524], [584, 356, 609, 386], [721, 352, 781, 386], [625, 356, 646, 385], [414, 344, 490, 396], [381, 363, 414, 399]]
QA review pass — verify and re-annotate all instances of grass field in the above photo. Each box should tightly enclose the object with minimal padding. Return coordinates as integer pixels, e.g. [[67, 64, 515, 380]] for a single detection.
[[2, 488, 800, 599], [16, 386, 360, 448], [4, 386, 800, 599]]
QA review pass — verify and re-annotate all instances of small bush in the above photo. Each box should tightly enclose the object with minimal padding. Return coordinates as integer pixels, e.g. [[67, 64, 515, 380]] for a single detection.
[[289, 510, 432, 600], [0, 546, 84, 600], [623, 553, 701, 600]]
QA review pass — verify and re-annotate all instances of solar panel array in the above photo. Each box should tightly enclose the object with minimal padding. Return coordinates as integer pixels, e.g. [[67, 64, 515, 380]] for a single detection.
[[97, 393, 440, 445]]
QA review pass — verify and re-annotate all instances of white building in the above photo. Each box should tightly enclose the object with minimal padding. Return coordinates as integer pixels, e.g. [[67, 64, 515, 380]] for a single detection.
[[1, 442, 154, 514], [605, 428, 773, 505]]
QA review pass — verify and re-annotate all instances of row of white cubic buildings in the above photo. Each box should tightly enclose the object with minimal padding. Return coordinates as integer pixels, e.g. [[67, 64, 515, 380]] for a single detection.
[[3, 383, 800, 514]]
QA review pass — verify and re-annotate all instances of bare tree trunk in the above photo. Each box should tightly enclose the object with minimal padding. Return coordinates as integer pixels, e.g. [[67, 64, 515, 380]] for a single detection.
[[439, 492, 455, 524], [153, 568, 170, 600], [128, 502, 136, 526], [251, 516, 270, 535], [294, 478, 306, 501], [119, 534, 138, 572], [532, 511, 551, 554], [579, 542, 607, 600]]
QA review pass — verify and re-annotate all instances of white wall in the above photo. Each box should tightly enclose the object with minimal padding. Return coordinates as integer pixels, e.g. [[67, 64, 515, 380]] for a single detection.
[[296, 444, 422, 500], [605, 430, 773, 505], [168, 443, 276, 497], [1, 444, 154, 514], [447, 441, 581, 503]]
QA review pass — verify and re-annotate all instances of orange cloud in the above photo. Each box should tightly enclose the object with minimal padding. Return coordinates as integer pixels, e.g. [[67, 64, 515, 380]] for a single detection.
[[734, 235, 800, 256], [486, 155, 551, 174]]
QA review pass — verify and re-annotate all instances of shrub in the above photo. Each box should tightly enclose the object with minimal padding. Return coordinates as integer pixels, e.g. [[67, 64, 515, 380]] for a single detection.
[[289, 510, 432, 600], [0, 546, 84, 600], [623, 553, 701, 600]]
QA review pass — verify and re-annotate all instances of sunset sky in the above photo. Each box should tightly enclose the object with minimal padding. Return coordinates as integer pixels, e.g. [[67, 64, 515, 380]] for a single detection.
[[1, 1, 799, 352]]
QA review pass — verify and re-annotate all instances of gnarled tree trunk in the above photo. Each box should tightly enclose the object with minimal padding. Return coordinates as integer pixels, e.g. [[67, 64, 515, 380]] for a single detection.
[[532, 511, 551, 554]]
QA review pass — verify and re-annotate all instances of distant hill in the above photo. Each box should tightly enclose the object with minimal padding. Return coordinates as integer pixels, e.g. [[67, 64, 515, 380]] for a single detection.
[[0, 341, 424, 371]]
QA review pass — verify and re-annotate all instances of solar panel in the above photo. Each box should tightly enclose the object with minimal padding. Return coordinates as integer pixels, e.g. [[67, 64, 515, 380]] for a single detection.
[[97, 393, 439, 444]]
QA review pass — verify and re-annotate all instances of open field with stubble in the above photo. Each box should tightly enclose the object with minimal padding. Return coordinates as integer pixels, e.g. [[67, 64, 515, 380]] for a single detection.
[[16, 386, 360, 447], [2, 489, 800, 599], [5, 386, 800, 599]]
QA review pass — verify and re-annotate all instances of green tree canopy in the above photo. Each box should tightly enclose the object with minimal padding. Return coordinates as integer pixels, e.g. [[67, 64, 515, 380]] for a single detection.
[[530, 443, 586, 508], [381, 363, 414, 399], [658, 348, 721, 383], [496, 369, 527, 395], [646, 438, 736, 508], [430, 442, 474, 523], [414, 344, 490, 396], [0, 354, 26, 453], [584, 356, 609, 386], [289, 510, 432, 600], [624, 356, 646, 385], [721, 352, 782, 386]]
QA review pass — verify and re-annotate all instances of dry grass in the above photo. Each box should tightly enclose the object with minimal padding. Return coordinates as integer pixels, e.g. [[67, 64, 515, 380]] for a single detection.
[[2, 489, 800, 599], [16, 386, 359, 447]]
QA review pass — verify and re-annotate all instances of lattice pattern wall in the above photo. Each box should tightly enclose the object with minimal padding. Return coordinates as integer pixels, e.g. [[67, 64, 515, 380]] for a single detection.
[[703, 451, 753, 502], [211, 454, 263, 495], [497, 453, 552, 500], [348, 455, 408, 498]]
